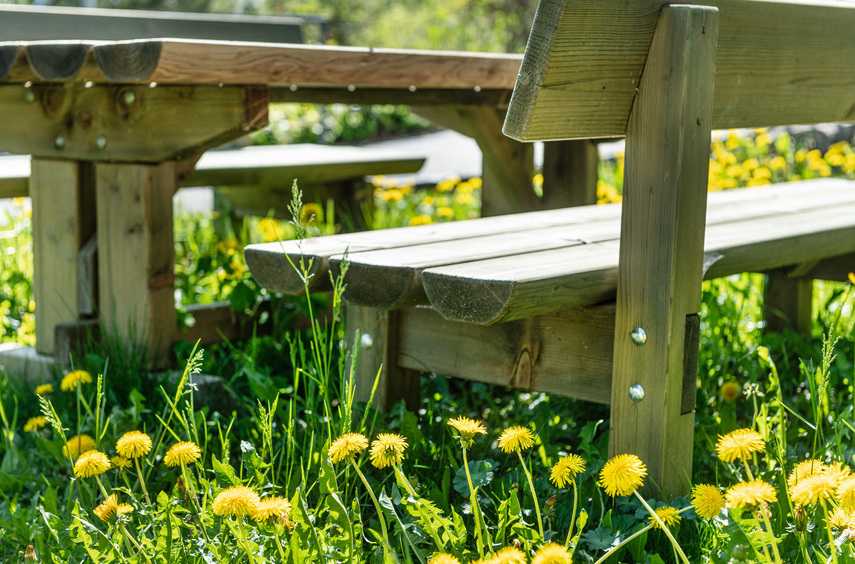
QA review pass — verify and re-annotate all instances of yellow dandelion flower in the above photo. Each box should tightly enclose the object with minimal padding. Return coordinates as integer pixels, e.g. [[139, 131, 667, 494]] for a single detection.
[[34, 383, 54, 395], [60, 370, 92, 392], [253, 496, 292, 523], [531, 542, 572, 564], [838, 475, 855, 508], [428, 555, 460, 564], [409, 214, 433, 226], [825, 461, 851, 485], [116, 503, 134, 518], [94, 494, 119, 521], [163, 441, 202, 467], [725, 480, 777, 510], [116, 430, 152, 459], [497, 426, 535, 454], [328, 432, 369, 464], [720, 381, 740, 402], [848, 272, 855, 286], [447, 416, 487, 445], [74, 450, 111, 479], [369, 433, 408, 469], [213, 485, 260, 518], [692, 484, 726, 519], [549, 454, 586, 488], [649, 506, 681, 530], [598, 453, 647, 497], [493, 546, 526, 564], [715, 428, 765, 463], [63, 435, 96, 459], [24, 416, 47, 432], [788, 459, 826, 489], [111, 456, 132, 470], [829, 507, 855, 530]]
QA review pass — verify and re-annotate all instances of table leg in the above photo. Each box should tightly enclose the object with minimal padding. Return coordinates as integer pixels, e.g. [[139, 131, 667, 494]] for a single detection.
[[30, 159, 96, 357], [95, 162, 176, 367]]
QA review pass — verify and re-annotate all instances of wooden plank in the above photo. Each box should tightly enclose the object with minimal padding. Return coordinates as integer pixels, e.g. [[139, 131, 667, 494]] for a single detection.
[[396, 305, 614, 404], [96, 163, 176, 368], [504, 0, 855, 142], [77, 234, 98, 316], [608, 5, 718, 495], [92, 40, 523, 89], [270, 86, 512, 108], [346, 304, 421, 412], [0, 83, 267, 162], [185, 144, 425, 188], [30, 159, 95, 356], [246, 178, 855, 300], [335, 220, 621, 309], [244, 203, 619, 295], [0, 5, 304, 44]]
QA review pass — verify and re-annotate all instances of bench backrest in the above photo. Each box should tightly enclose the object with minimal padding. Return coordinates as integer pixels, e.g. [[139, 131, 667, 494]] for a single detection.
[[504, 0, 855, 142], [0, 5, 306, 44]]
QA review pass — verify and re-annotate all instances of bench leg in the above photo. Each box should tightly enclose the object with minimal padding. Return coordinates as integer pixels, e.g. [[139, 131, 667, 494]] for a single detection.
[[95, 162, 176, 368], [31, 159, 96, 356], [609, 5, 718, 496], [346, 304, 420, 412], [541, 139, 599, 208], [764, 271, 813, 334]]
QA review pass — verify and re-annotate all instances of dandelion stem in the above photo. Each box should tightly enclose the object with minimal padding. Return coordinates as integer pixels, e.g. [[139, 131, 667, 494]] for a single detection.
[[349, 459, 394, 561], [516, 450, 544, 539], [238, 518, 258, 564], [461, 445, 491, 558], [274, 528, 288, 563], [120, 523, 151, 564], [758, 503, 782, 564], [822, 503, 839, 564], [564, 481, 579, 549], [134, 458, 152, 506], [95, 475, 110, 499], [593, 523, 654, 564], [633, 492, 690, 564]]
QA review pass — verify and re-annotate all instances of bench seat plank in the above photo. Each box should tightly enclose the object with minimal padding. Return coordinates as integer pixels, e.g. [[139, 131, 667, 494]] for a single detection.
[[424, 182, 855, 323], [245, 179, 855, 303]]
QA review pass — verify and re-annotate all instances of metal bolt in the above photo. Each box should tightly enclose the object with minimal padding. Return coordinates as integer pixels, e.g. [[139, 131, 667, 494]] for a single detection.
[[23, 88, 35, 103], [95, 135, 107, 151], [360, 333, 374, 350], [54, 135, 66, 150], [122, 89, 136, 105], [630, 327, 647, 346], [629, 384, 645, 403]]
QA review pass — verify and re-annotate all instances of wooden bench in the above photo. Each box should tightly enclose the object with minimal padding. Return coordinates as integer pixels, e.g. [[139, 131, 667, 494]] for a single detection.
[[244, 0, 855, 495], [0, 144, 425, 219]]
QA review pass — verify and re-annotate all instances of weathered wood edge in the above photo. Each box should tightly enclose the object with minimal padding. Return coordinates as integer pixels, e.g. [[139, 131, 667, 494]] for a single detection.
[[502, 0, 567, 141], [0, 45, 19, 80], [93, 40, 162, 82], [25, 41, 91, 80]]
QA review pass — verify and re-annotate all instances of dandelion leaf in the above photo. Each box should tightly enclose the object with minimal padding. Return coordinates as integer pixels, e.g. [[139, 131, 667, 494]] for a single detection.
[[210, 453, 241, 486], [495, 486, 522, 547], [452, 459, 495, 497], [326, 491, 355, 561]]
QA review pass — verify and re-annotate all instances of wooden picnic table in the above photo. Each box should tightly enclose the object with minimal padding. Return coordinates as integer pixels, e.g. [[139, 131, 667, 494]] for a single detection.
[[0, 36, 596, 365]]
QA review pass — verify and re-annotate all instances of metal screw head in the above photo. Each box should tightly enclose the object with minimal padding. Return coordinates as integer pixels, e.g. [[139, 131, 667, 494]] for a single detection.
[[121, 89, 136, 106], [629, 384, 645, 403], [95, 135, 107, 150], [54, 135, 66, 150], [630, 327, 647, 346], [23, 88, 35, 103], [360, 333, 374, 351]]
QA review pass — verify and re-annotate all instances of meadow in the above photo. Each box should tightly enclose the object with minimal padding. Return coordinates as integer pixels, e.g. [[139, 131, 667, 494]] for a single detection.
[[0, 127, 854, 563]]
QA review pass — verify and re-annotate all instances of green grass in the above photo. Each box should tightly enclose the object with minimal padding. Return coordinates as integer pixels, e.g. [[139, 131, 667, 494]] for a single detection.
[[0, 130, 854, 562]]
